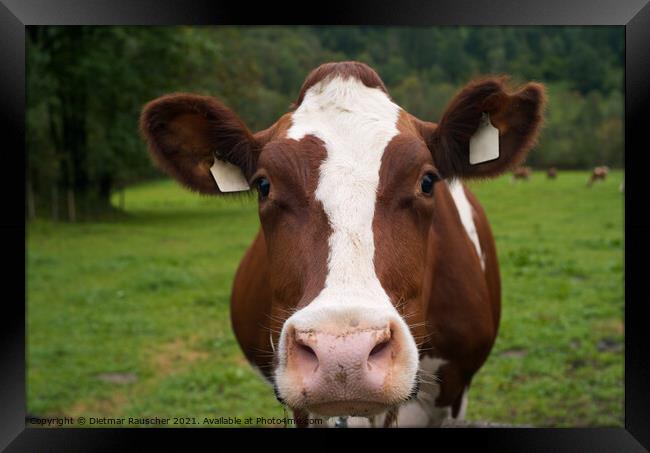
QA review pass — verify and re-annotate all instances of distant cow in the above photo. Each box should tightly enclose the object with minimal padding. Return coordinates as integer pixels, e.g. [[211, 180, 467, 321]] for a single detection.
[[140, 61, 545, 427], [588, 166, 609, 186], [547, 167, 557, 179], [512, 166, 532, 181]]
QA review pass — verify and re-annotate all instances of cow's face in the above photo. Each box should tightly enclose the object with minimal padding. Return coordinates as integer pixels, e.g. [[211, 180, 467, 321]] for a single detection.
[[141, 62, 545, 417]]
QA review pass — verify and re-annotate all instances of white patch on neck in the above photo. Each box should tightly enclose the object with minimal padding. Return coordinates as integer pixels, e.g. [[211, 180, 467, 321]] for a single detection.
[[447, 179, 485, 270], [393, 356, 450, 427], [455, 386, 469, 420], [287, 75, 401, 308]]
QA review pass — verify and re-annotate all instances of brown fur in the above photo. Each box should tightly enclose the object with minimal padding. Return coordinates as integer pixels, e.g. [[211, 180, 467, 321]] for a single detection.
[[547, 167, 557, 179], [231, 135, 331, 379], [422, 183, 499, 411]]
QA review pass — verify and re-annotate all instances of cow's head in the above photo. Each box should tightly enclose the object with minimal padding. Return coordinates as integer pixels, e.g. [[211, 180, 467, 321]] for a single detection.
[[140, 61, 545, 417]]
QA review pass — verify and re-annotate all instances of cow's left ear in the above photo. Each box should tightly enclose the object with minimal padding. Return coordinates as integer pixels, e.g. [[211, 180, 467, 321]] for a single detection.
[[425, 77, 546, 179]]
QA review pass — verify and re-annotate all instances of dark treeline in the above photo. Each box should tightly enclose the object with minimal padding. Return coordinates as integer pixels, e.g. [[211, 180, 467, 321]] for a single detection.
[[27, 26, 623, 220]]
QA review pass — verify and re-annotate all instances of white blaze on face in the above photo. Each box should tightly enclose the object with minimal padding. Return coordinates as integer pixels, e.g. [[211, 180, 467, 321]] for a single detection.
[[277, 75, 418, 390], [286, 76, 401, 311]]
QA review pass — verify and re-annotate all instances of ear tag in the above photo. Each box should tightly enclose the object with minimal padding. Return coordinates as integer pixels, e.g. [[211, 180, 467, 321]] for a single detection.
[[469, 112, 499, 165], [209, 154, 250, 192]]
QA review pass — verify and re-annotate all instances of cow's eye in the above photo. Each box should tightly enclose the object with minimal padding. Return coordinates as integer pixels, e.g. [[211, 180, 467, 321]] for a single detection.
[[421, 172, 439, 195], [257, 177, 271, 198]]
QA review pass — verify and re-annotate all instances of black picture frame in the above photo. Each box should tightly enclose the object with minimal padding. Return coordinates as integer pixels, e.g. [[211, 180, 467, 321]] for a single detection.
[[3, 0, 649, 450]]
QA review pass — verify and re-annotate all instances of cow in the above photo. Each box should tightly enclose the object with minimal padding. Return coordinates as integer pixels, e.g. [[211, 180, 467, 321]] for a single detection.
[[512, 166, 532, 181], [140, 61, 545, 428], [588, 166, 609, 186], [547, 167, 557, 179]]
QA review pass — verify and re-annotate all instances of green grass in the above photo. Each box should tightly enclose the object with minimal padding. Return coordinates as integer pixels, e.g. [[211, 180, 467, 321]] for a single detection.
[[27, 170, 624, 427]]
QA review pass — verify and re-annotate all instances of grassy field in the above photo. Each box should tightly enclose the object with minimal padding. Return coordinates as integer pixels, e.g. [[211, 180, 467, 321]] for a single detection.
[[27, 170, 624, 427]]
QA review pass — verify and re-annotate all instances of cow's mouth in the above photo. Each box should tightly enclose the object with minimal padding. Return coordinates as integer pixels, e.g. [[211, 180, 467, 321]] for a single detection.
[[306, 400, 389, 417], [303, 381, 419, 417]]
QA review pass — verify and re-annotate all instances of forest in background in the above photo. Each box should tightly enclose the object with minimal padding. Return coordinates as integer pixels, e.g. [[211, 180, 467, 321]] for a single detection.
[[26, 26, 624, 220]]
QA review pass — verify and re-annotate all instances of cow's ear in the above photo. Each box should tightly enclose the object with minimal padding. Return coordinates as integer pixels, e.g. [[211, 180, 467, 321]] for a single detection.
[[140, 93, 258, 195], [425, 77, 546, 179]]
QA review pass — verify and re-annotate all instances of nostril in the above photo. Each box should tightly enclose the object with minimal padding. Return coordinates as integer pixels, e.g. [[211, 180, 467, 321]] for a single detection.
[[368, 327, 394, 365], [369, 339, 390, 358], [297, 343, 317, 359], [292, 333, 319, 374]]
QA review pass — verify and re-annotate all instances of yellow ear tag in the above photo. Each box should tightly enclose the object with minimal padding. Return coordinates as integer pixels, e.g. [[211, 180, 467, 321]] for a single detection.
[[469, 113, 499, 165], [209, 154, 250, 192]]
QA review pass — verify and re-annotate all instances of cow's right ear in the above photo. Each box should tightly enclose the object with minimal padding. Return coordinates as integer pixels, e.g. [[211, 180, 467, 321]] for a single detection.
[[140, 93, 258, 195]]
